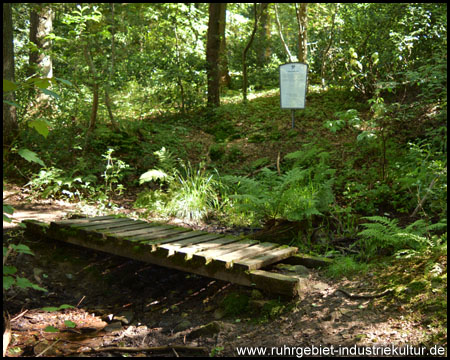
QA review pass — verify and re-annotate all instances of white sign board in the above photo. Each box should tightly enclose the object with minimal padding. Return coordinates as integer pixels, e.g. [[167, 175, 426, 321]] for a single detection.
[[279, 62, 308, 109]]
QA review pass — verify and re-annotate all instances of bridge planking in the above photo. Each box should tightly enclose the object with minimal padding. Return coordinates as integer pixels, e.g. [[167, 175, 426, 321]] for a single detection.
[[24, 216, 301, 297]]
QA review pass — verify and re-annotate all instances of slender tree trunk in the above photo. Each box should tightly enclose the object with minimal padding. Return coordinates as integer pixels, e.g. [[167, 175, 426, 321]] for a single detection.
[[274, 3, 293, 62], [256, 3, 271, 67], [174, 11, 186, 113], [321, 4, 337, 89], [218, 3, 231, 89], [295, 3, 308, 63], [243, 4, 267, 102], [3, 3, 19, 149], [29, 4, 53, 105], [105, 3, 118, 129], [83, 44, 99, 136], [89, 83, 99, 133], [206, 3, 223, 107]]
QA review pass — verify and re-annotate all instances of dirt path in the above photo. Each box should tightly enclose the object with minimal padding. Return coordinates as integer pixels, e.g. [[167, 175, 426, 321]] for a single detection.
[[3, 188, 444, 357]]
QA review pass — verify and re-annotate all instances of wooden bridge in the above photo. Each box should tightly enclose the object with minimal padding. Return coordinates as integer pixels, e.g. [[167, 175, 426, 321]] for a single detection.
[[24, 215, 310, 297]]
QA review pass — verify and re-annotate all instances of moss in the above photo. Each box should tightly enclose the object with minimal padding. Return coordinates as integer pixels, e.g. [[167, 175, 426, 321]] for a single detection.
[[221, 292, 250, 317]]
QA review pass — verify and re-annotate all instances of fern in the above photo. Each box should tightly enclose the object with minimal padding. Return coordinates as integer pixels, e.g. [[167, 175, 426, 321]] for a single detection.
[[357, 216, 446, 259], [222, 145, 335, 224]]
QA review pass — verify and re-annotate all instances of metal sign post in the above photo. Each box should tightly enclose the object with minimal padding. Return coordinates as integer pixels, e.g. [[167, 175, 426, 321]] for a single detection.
[[279, 62, 308, 129]]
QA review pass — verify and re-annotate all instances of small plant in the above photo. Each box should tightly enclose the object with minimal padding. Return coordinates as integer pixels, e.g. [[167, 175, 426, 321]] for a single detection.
[[323, 109, 361, 133], [3, 243, 47, 292], [357, 216, 446, 260], [101, 148, 130, 197], [220, 292, 249, 317], [138, 147, 221, 223], [325, 256, 369, 278], [210, 346, 224, 357]]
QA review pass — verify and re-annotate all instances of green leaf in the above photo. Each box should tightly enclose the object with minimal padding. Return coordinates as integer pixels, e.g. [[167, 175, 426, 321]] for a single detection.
[[10, 244, 34, 256], [44, 326, 59, 333], [3, 266, 17, 275], [3, 276, 15, 290], [55, 77, 73, 86], [15, 277, 47, 292], [64, 320, 77, 328], [15, 277, 36, 289], [3, 204, 14, 215], [34, 78, 51, 89], [41, 306, 60, 312], [42, 304, 74, 312], [59, 304, 75, 310], [139, 169, 169, 184], [3, 100, 20, 108], [3, 79, 18, 92], [41, 88, 60, 100], [17, 148, 45, 167], [28, 120, 50, 138]]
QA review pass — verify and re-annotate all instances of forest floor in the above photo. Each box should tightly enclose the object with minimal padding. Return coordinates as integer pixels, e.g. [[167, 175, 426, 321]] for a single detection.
[[3, 186, 446, 357]]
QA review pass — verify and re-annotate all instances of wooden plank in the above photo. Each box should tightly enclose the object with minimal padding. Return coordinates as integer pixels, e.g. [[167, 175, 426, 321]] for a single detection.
[[114, 226, 191, 239], [159, 233, 226, 255], [129, 230, 206, 244], [213, 242, 279, 268], [176, 236, 240, 259], [99, 223, 164, 237], [126, 228, 192, 243], [193, 240, 258, 263], [70, 218, 138, 229], [54, 215, 118, 225], [249, 270, 307, 297], [123, 226, 179, 241], [233, 246, 298, 271]]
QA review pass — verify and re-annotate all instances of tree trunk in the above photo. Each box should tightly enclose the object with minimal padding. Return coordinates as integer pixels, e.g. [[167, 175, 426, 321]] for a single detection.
[[89, 83, 99, 134], [105, 3, 118, 129], [83, 44, 99, 136], [3, 3, 18, 149], [295, 3, 308, 63], [321, 4, 337, 89], [29, 4, 53, 104], [256, 3, 271, 67], [206, 3, 223, 107], [274, 3, 293, 62], [243, 3, 267, 102], [218, 3, 231, 89]]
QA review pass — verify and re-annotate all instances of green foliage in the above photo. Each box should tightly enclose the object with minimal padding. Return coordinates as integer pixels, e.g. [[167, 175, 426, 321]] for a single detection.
[[357, 216, 447, 260], [137, 147, 221, 223], [101, 148, 130, 196], [224, 145, 335, 225], [26, 166, 92, 200], [41, 304, 75, 312], [325, 256, 369, 279], [3, 243, 47, 292], [220, 292, 250, 317], [323, 109, 361, 133], [209, 143, 226, 162]]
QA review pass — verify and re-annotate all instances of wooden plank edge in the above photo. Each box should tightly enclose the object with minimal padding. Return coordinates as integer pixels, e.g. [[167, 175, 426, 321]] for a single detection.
[[249, 270, 309, 298]]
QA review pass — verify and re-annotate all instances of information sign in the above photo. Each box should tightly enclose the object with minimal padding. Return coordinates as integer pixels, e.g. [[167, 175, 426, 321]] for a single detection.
[[279, 62, 308, 109]]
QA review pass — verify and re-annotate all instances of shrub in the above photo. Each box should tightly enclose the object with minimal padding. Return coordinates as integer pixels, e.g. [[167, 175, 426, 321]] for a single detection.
[[357, 216, 447, 260], [223, 145, 335, 225], [138, 147, 221, 223]]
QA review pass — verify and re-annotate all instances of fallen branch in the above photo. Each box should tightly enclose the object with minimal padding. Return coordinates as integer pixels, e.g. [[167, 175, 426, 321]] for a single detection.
[[335, 288, 393, 300], [411, 173, 442, 218], [82, 345, 208, 354]]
